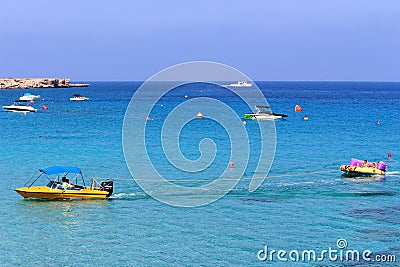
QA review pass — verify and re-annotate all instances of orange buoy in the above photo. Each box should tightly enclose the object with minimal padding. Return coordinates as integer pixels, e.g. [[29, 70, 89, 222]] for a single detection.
[[295, 105, 302, 112], [229, 161, 234, 167], [42, 105, 48, 110], [145, 117, 151, 121], [196, 112, 203, 119]]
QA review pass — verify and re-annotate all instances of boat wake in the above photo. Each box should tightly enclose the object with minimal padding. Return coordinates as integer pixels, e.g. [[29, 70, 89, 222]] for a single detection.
[[385, 171, 400, 176], [110, 192, 148, 200]]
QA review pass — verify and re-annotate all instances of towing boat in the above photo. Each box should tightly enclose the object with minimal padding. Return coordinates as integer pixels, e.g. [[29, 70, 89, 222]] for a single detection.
[[15, 166, 113, 199]]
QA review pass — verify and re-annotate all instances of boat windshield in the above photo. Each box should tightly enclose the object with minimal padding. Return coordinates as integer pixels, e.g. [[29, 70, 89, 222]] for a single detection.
[[14, 100, 29, 106], [47, 180, 60, 189], [255, 106, 271, 113]]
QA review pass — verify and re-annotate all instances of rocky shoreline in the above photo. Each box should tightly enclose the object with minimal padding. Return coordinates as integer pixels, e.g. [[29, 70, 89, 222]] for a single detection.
[[0, 78, 89, 89]]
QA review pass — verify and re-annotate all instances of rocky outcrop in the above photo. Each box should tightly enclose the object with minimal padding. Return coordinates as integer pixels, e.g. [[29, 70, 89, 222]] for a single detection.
[[0, 78, 71, 89]]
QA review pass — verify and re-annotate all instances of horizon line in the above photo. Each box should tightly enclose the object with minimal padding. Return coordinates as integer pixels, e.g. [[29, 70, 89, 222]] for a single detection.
[[2, 77, 400, 83], [70, 79, 400, 83]]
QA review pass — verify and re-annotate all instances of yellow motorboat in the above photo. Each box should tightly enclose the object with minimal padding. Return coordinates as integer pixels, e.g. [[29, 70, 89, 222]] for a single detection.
[[340, 159, 387, 176], [15, 166, 113, 199]]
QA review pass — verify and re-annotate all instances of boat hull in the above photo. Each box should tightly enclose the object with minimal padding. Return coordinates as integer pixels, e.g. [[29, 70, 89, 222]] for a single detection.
[[19, 96, 40, 101], [227, 82, 252, 87], [340, 165, 385, 176], [70, 97, 89, 101], [3, 106, 38, 112], [15, 186, 109, 199], [228, 84, 252, 87], [243, 113, 283, 120]]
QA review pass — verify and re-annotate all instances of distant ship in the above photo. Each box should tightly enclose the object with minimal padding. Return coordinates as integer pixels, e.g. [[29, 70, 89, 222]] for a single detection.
[[69, 83, 90, 87], [70, 94, 90, 101], [226, 81, 252, 87]]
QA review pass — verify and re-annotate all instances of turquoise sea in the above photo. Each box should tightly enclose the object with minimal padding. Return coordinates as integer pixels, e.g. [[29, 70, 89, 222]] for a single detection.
[[1, 82, 399, 266]]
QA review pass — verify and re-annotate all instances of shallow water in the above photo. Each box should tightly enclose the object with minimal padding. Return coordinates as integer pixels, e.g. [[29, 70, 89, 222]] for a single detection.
[[0, 81, 399, 266]]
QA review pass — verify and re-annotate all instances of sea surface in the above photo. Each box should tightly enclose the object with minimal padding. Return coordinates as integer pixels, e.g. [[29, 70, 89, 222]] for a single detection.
[[0, 81, 399, 266]]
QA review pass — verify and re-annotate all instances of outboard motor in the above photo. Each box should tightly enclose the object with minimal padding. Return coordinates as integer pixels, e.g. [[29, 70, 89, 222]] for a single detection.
[[101, 181, 114, 197]]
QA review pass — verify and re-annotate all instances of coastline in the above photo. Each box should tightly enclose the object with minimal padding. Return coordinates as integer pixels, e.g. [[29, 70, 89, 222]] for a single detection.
[[0, 78, 89, 89]]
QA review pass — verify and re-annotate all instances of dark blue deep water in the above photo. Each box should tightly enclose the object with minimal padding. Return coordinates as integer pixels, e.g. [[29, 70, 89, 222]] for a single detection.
[[0, 81, 399, 266]]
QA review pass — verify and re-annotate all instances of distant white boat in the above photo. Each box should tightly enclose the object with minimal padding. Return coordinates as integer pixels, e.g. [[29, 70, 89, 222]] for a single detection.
[[3, 100, 38, 113], [19, 93, 40, 101], [70, 94, 89, 101], [227, 81, 252, 87]]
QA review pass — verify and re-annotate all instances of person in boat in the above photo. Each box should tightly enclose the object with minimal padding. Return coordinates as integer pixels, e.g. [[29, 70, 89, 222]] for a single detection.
[[61, 177, 69, 190], [362, 160, 368, 167], [67, 179, 75, 189]]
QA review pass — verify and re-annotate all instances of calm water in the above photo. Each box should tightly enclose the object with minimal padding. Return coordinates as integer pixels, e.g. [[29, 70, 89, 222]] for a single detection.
[[0, 82, 399, 266]]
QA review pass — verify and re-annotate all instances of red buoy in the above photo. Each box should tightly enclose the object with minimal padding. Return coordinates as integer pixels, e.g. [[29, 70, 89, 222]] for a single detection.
[[388, 152, 392, 159], [229, 161, 234, 167], [42, 105, 48, 110]]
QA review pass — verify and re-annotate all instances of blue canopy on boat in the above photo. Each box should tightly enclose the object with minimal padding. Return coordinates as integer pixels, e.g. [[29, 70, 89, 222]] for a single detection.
[[39, 166, 81, 175]]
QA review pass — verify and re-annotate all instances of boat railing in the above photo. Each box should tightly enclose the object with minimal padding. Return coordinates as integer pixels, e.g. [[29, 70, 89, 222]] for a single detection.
[[90, 177, 114, 196], [90, 177, 103, 190], [24, 173, 43, 187]]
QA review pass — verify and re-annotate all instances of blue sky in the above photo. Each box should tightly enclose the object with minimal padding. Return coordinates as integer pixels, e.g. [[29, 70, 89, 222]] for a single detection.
[[1, 0, 399, 81]]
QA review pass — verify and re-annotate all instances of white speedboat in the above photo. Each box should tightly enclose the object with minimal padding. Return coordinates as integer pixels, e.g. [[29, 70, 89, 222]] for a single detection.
[[19, 93, 40, 101], [227, 81, 252, 87], [243, 106, 287, 120], [3, 100, 38, 113], [70, 94, 89, 101]]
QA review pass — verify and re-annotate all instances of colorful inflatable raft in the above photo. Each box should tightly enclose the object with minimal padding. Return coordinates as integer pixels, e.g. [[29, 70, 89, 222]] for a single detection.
[[340, 158, 386, 176]]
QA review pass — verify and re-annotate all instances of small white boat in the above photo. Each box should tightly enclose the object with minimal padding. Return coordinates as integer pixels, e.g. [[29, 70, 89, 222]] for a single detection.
[[70, 94, 89, 101], [3, 100, 38, 113], [243, 106, 287, 120], [227, 81, 252, 87], [19, 93, 40, 101]]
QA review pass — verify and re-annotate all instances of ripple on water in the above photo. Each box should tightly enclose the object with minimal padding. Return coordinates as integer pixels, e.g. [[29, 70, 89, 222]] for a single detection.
[[348, 206, 400, 225], [356, 227, 400, 243]]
